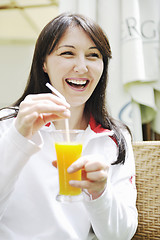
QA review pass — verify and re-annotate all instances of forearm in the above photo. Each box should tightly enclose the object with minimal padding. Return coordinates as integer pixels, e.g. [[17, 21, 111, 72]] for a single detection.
[[84, 181, 138, 240]]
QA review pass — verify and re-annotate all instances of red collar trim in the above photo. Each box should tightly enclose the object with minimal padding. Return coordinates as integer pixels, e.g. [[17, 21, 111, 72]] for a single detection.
[[45, 117, 111, 132], [45, 118, 111, 133], [45, 117, 117, 145], [45, 122, 51, 127], [89, 115, 111, 134], [89, 116, 117, 146]]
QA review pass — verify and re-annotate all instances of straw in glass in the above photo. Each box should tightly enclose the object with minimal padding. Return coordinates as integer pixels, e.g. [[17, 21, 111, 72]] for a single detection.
[[46, 83, 70, 142]]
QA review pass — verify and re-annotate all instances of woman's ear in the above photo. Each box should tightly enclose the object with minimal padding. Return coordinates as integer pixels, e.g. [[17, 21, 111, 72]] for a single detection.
[[43, 62, 47, 73]]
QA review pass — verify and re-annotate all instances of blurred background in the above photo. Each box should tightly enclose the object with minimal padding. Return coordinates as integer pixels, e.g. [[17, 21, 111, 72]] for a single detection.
[[0, 0, 160, 141]]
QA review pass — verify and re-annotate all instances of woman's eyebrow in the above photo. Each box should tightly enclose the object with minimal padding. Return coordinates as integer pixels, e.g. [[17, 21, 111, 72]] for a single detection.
[[57, 45, 75, 49], [89, 46, 98, 50], [57, 45, 98, 50]]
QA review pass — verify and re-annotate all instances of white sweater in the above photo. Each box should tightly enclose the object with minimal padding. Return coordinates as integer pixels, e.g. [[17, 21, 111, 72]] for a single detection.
[[0, 115, 138, 240]]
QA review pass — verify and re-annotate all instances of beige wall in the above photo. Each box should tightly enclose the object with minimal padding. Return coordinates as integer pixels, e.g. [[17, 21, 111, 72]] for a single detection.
[[0, 44, 34, 107]]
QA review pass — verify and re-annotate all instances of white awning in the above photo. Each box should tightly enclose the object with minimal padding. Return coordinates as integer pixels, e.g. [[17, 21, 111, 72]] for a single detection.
[[0, 0, 59, 44]]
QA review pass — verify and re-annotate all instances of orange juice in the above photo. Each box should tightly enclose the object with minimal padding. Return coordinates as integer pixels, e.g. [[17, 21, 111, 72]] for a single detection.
[[55, 142, 83, 196]]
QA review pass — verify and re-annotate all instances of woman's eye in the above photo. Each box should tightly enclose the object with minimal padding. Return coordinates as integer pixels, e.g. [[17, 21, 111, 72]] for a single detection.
[[60, 51, 73, 56], [88, 53, 100, 58]]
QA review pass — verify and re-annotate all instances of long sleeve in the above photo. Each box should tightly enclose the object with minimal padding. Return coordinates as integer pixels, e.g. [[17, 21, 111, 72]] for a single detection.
[[83, 132, 138, 240], [0, 117, 137, 240], [0, 120, 43, 219]]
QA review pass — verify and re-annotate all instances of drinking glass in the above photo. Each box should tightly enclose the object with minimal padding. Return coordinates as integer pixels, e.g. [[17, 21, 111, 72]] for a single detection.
[[53, 130, 84, 202]]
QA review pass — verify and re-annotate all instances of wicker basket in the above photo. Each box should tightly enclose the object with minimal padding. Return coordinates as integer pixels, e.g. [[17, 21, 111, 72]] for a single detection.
[[132, 141, 160, 240]]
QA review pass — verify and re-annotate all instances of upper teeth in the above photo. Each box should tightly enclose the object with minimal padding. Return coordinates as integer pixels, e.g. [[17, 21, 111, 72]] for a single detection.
[[67, 79, 87, 85]]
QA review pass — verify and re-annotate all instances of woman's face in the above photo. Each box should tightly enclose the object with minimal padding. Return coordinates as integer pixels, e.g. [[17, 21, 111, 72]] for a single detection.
[[43, 26, 104, 107]]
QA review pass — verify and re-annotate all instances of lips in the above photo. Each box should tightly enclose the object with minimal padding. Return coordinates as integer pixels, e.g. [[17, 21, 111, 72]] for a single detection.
[[65, 78, 89, 90]]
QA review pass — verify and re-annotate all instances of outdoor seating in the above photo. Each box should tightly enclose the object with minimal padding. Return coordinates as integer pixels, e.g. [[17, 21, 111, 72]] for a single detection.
[[132, 141, 160, 239]]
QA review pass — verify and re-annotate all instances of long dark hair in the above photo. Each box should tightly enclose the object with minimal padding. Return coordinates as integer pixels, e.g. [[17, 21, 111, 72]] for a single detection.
[[1, 13, 131, 164]]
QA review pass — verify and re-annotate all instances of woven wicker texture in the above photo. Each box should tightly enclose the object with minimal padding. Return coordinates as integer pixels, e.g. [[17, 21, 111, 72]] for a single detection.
[[132, 141, 160, 240]]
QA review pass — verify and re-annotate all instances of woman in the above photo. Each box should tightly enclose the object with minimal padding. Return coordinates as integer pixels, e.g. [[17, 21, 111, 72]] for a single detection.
[[0, 13, 138, 239]]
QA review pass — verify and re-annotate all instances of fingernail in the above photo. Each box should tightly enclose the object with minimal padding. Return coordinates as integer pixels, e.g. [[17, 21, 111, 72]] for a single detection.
[[67, 166, 73, 173], [69, 180, 74, 185], [66, 103, 70, 108], [63, 110, 71, 118]]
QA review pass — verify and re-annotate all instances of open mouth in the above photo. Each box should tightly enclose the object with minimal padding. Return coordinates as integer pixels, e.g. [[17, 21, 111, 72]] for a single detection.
[[65, 79, 89, 90]]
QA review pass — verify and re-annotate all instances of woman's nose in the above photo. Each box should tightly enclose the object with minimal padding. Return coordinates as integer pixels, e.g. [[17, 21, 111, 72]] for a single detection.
[[73, 57, 88, 74]]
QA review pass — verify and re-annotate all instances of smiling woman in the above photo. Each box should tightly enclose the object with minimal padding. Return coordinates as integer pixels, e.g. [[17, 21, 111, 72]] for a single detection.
[[0, 13, 138, 240], [42, 26, 104, 107]]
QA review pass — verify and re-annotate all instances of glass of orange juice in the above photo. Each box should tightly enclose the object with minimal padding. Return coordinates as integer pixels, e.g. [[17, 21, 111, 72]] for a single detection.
[[53, 130, 84, 202]]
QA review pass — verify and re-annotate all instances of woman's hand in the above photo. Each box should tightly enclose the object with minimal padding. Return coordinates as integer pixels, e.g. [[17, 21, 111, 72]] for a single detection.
[[67, 155, 110, 200], [15, 93, 70, 139]]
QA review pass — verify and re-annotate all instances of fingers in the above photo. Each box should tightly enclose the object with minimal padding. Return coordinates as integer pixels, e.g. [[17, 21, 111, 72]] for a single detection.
[[68, 155, 110, 198], [52, 160, 57, 168], [69, 179, 106, 192], [19, 94, 70, 118], [25, 93, 70, 108], [68, 156, 109, 179], [86, 169, 108, 182], [15, 93, 71, 138], [69, 177, 107, 200], [67, 157, 87, 173], [84, 160, 109, 182], [41, 111, 70, 124]]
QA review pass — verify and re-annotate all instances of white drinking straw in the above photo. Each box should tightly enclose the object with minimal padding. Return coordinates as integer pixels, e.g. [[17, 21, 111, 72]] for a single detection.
[[46, 83, 70, 142]]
